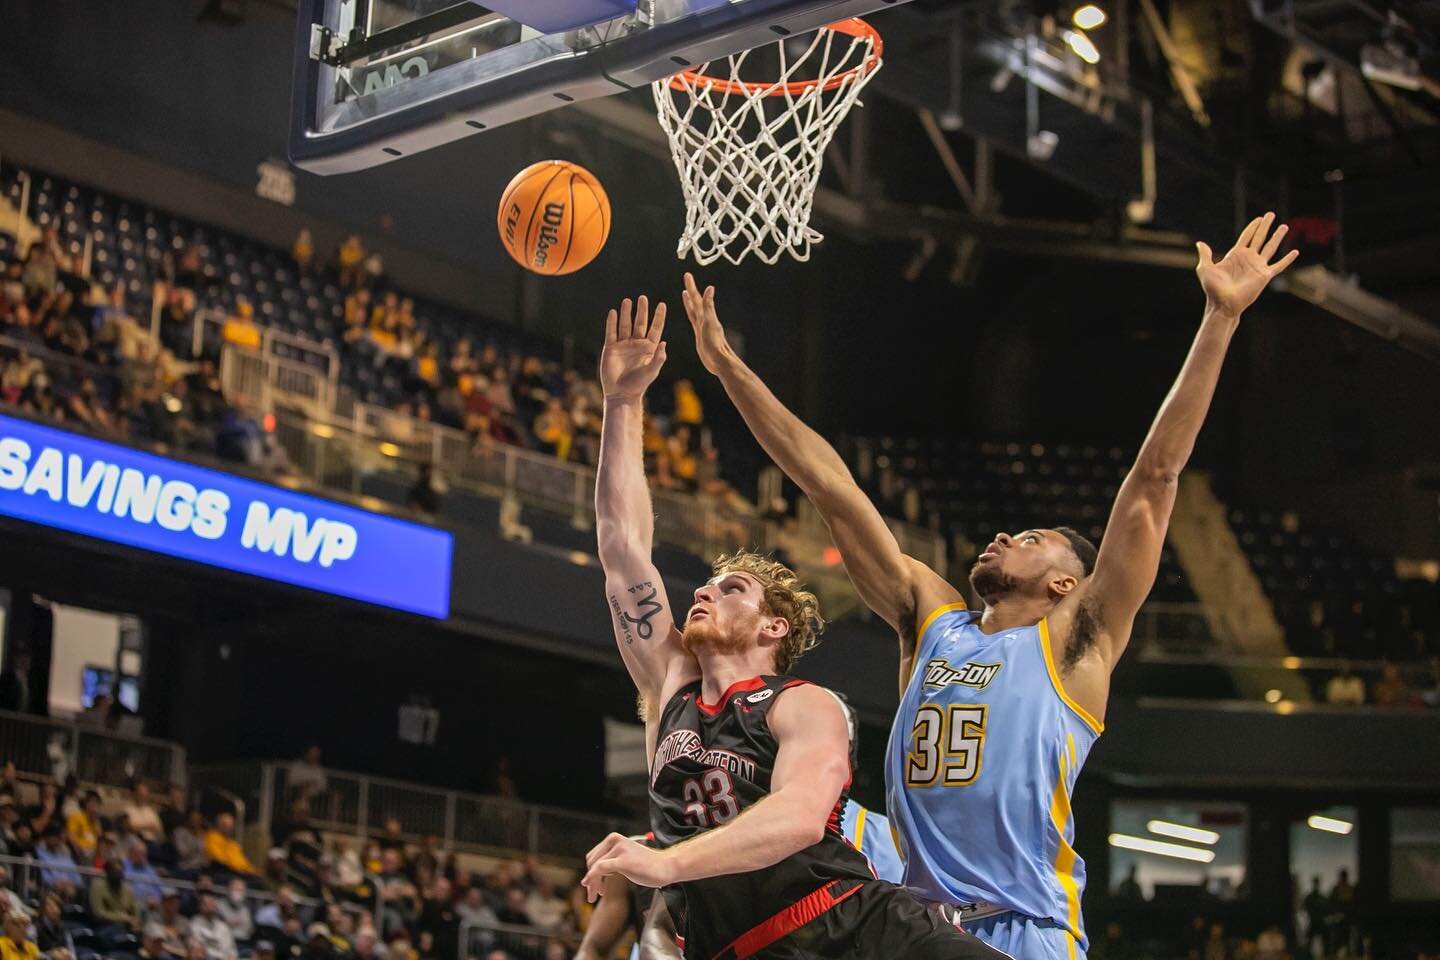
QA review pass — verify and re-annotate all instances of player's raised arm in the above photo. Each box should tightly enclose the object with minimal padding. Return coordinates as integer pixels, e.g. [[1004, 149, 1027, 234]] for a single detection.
[[679, 274, 962, 659], [580, 683, 850, 897], [596, 297, 693, 707], [1070, 214, 1299, 667]]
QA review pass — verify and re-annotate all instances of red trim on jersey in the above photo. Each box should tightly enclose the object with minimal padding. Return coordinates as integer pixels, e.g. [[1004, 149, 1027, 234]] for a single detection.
[[696, 677, 766, 716], [714, 880, 863, 960], [781, 678, 809, 689]]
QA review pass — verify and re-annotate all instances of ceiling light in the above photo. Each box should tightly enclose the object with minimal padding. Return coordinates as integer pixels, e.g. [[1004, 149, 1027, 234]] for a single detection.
[[1265, 688, 1282, 703], [377, 442, 401, 457], [1147, 820, 1220, 845], [1064, 30, 1101, 65], [1307, 815, 1353, 835], [1110, 833, 1216, 863], [1073, 5, 1107, 30]]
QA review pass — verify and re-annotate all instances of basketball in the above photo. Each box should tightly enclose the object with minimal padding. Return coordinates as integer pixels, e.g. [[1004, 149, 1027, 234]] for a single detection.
[[497, 159, 611, 276]]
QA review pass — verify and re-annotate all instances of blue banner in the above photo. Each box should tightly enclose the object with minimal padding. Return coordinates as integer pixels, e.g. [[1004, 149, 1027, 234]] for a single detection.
[[0, 414, 452, 618]]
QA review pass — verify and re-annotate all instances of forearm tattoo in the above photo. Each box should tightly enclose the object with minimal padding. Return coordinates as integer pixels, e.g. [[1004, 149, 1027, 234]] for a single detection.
[[610, 581, 663, 644]]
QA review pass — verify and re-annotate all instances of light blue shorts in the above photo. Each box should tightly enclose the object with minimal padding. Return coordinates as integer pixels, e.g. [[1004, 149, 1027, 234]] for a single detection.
[[958, 911, 1086, 960]]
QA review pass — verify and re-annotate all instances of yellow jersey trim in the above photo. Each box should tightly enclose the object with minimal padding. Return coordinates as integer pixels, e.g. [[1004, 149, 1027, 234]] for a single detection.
[[1049, 747, 1084, 948], [1038, 618, 1104, 735], [918, 601, 969, 641], [853, 806, 868, 851]]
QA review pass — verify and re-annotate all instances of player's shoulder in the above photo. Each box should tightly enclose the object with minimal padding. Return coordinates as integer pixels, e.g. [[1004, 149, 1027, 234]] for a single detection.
[[767, 680, 847, 731]]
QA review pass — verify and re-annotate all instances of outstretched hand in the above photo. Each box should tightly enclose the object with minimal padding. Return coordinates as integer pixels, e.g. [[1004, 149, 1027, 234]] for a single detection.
[[1196, 212, 1300, 318], [681, 273, 736, 375], [600, 295, 667, 401]]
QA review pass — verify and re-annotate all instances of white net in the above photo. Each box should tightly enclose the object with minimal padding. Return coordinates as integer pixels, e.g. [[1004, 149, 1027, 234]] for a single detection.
[[652, 20, 882, 266]]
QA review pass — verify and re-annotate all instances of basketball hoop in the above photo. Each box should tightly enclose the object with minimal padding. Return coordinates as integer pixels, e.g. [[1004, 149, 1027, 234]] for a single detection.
[[653, 18, 883, 266]]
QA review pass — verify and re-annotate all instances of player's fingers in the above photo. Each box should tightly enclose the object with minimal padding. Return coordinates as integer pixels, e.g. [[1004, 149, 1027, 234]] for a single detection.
[[605, 309, 618, 344], [648, 303, 667, 343], [1249, 212, 1274, 251], [703, 285, 716, 315], [684, 272, 700, 299], [1268, 248, 1300, 277], [644, 341, 668, 372], [636, 295, 651, 338], [619, 298, 634, 339], [585, 832, 624, 869], [1260, 223, 1289, 262], [1195, 242, 1213, 269], [1235, 216, 1262, 252]]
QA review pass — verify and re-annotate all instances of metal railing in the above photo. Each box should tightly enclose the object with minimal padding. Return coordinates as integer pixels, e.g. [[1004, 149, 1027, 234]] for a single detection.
[[190, 762, 639, 865], [0, 708, 186, 789], [460, 918, 574, 960], [194, 309, 339, 414]]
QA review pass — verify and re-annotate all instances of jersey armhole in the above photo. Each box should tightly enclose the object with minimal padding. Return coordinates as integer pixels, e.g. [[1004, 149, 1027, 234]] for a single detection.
[[905, 602, 969, 682], [1038, 617, 1105, 735]]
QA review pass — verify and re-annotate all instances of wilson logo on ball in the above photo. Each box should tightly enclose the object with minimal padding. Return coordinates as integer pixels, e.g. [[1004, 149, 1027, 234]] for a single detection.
[[497, 159, 610, 277], [533, 202, 567, 269]]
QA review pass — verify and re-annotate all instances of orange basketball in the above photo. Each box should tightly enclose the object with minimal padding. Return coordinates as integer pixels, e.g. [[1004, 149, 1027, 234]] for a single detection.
[[497, 160, 611, 276]]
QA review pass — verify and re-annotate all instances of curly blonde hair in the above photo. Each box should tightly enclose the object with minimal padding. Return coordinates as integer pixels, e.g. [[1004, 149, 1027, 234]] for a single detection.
[[711, 551, 826, 674]]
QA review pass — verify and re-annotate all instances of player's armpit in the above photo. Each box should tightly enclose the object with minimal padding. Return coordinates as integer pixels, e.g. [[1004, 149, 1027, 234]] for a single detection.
[[1081, 467, 1175, 667]]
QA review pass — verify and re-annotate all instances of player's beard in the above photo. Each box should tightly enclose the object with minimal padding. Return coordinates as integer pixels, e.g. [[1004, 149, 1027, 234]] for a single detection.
[[681, 616, 751, 658], [969, 560, 1018, 604]]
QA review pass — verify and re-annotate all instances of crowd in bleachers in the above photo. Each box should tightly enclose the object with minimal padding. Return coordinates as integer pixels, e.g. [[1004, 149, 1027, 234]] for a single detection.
[[0, 760, 610, 960], [0, 227, 272, 469], [0, 162, 726, 500]]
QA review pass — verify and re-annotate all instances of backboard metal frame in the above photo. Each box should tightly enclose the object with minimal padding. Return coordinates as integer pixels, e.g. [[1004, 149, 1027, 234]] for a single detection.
[[288, 0, 914, 175]]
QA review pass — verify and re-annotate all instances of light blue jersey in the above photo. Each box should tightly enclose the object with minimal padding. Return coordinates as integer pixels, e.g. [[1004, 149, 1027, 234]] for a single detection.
[[841, 801, 904, 884], [885, 603, 1103, 957]]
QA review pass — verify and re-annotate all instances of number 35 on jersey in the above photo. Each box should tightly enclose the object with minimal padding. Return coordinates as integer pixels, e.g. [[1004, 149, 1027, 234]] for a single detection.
[[905, 704, 989, 787]]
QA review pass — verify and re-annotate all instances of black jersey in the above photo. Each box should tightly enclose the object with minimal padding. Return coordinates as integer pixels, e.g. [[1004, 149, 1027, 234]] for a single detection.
[[649, 675, 875, 960]]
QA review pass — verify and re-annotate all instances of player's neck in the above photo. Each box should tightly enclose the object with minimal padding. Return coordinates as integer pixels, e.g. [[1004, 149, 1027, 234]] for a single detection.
[[976, 594, 1053, 634], [695, 651, 773, 705]]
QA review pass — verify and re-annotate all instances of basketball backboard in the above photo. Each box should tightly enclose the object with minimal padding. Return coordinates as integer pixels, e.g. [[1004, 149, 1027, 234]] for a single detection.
[[289, 0, 913, 174]]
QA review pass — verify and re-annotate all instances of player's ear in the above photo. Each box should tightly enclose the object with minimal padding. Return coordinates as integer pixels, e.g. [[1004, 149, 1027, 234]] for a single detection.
[[1048, 572, 1078, 599], [758, 615, 790, 641]]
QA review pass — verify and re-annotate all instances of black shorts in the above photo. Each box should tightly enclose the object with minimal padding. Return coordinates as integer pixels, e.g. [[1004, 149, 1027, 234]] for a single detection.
[[707, 878, 1012, 960]]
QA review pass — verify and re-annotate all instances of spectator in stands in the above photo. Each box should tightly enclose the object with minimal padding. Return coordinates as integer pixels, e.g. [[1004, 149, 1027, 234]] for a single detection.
[[0, 910, 40, 960], [1325, 663, 1365, 706], [532, 397, 570, 460], [0, 867, 29, 919], [26, 781, 59, 836], [64, 378, 111, 435], [217, 878, 253, 942], [125, 782, 165, 844], [65, 790, 102, 860], [337, 236, 366, 290], [223, 301, 262, 352], [523, 876, 565, 934], [204, 812, 256, 877], [1372, 661, 1409, 707], [191, 893, 237, 960], [160, 785, 189, 837], [455, 886, 495, 930], [287, 746, 327, 805], [0, 799, 21, 855], [495, 889, 529, 927], [293, 230, 314, 275], [90, 859, 142, 932], [34, 893, 72, 957], [137, 924, 169, 960], [111, 812, 143, 863], [125, 841, 166, 908], [417, 878, 458, 960], [147, 890, 190, 959], [377, 849, 419, 937], [254, 885, 305, 934], [303, 924, 335, 960], [1, 349, 43, 399], [35, 826, 78, 900], [0, 652, 33, 715], [78, 694, 113, 729], [214, 396, 264, 466], [21, 238, 59, 298]]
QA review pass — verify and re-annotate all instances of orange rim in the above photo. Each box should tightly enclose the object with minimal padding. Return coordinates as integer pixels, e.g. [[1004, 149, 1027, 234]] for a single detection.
[[666, 18, 882, 98]]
